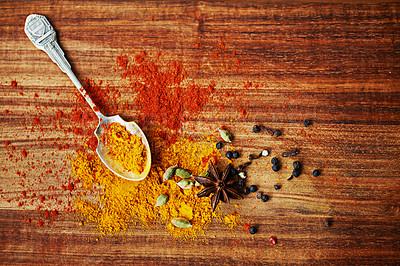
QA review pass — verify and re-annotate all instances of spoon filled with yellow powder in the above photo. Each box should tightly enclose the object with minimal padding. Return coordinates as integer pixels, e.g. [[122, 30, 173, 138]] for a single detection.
[[25, 14, 151, 181], [99, 122, 148, 176]]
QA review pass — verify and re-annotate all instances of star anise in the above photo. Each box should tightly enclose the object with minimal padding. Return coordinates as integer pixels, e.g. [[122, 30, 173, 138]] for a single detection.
[[193, 162, 243, 211]]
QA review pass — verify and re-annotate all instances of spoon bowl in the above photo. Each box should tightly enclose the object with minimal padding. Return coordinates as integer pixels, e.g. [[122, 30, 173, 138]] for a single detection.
[[95, 114, 151, 181]]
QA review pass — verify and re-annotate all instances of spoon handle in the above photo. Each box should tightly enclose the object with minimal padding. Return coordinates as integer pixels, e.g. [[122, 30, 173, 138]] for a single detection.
[[25, 14, 103, 118]]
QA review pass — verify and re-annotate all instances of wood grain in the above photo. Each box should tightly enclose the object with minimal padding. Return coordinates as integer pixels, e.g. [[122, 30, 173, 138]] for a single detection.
[[1, 0, 400, 264]]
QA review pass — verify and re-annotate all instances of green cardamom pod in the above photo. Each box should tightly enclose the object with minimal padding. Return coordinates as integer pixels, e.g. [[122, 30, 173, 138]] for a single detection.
[[155, 194, 169, 207], [200, 171, 209, 177], [175, 168, 191, 178], [171, 217, 192, 228], [176, 179, 195, 189], [218, 128, 233, 143], [163, 165, 178, 181]]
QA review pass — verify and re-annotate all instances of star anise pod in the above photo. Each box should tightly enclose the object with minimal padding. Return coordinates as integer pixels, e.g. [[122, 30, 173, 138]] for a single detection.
[[193, 162, 243, 212]]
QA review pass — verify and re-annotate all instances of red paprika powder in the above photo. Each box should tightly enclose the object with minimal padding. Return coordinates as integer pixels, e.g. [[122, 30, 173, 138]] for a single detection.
[[115, 52, 216, 131]]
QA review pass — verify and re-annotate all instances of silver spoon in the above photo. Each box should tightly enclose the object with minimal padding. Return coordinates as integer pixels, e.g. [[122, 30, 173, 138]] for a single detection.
[[24, 14, 151, 181]]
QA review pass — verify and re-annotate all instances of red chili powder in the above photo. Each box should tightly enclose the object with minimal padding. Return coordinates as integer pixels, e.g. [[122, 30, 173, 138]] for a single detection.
[[84, 78, 119, 115], [21, 150, 28, 158], [243, 223, 251, 231], [32, 118, 40, 125], [11, 80, 18, 88], [39, 196, 45, 203], [86, 136, 98, 151], [66, 183, 74, 192], [115, 52, 215, 131]]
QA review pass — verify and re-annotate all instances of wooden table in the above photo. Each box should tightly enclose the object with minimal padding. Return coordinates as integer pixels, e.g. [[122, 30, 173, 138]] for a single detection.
[[1, 1, 399, 264]]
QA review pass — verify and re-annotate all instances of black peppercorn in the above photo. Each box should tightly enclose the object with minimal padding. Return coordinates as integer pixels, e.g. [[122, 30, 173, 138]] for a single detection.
[[293, 161, 301, 170], [249, 154, 260, 160], [216, 141, 223, 149], [274, 130, 282, 137], [322, 220, 331, 227], [274, 184, 281, 190], [249, 226, 257, 234], [303, 119, 311, 127], [287, 175, 294, 181], [313, 169, 320, 177], [243, 187, 250, 195], [237, 161, 251, 171], [238, 179, 245, 187], [229, 167, 237, 177], [272, 164, 280, 172], [249, 185, 258, 193], [271, 157, 278, 165], [252, 125, 260, 133], [261, 194, 269, 202], [292, 169, 300, 177], [225, 151, 233, 159], [282, 148, 298, 157], [232, 151, 240, 159]]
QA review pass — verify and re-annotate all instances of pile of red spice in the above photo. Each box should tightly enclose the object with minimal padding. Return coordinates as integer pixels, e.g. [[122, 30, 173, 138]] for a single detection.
[[115, 51, 216, 131]]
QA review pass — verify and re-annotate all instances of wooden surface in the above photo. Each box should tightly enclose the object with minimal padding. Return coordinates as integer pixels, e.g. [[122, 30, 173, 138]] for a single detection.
[[1, 0, 400, 264]]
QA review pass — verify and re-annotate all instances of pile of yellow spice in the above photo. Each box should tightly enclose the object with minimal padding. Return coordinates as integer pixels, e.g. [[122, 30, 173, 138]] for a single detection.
[[71, 136, 238, 240]]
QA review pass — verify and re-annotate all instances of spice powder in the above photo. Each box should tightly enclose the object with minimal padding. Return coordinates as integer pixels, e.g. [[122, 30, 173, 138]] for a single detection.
[[72, 135, 221, 240], [102, 122, 146, 175]]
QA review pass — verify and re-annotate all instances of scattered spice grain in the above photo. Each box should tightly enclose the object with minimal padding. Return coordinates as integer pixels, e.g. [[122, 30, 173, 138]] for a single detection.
[[271, 157, 278, 165], [249, 226, 257, 234], [225, 151, 233, 159], [313, 169, 320, 177], [293, 161, 301, 170], [282, 148, 298, 157], [216, 142, 223, 149], [261, 194, 269, 202], [274, 185, 281, 190], [269, 236, 277, 245], [252, 125, 260, 133], [249, 185, 258, 193], [273, 130, 282, 137], [303, 119, 311, 127], [232, 151, 240, 159], [292, 169, 300, 178]]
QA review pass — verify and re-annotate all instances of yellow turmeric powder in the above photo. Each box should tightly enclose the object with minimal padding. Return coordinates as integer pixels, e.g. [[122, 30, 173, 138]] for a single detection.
[[103, 122, 146, 175], [223, 212, 241, 230], [71, 135, 223, 239]]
